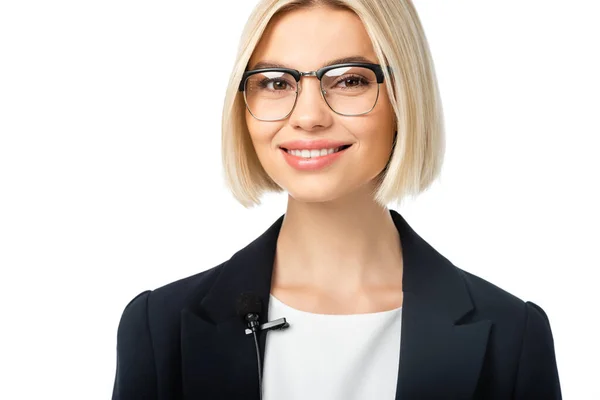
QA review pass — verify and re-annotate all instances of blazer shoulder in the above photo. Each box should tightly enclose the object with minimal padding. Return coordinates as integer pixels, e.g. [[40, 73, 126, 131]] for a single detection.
[[147, 261, 226, 316], [455, 267, 557, 347], [456, 267, 531, 324], [457, 267, 524, 308], [457, 268, 561, 397], [113, 262, 228, 399], [118, 260, 226, 326]]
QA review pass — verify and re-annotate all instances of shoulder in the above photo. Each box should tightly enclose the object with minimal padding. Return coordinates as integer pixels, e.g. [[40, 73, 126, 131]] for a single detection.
[[126, 260, 225, 316], [153, 262, 224, 306], [454, 268, 561, 396], [117, 261, 227, 336], [457, 267, 548, 321], [113, 261, 229, 398], [458, 268, 525, 314], [456, 267, 552, 326], [455, 267, 557, 365]]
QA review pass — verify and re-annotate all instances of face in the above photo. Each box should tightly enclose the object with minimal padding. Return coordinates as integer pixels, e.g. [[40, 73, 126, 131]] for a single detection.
[[245, 7, 396, 203]]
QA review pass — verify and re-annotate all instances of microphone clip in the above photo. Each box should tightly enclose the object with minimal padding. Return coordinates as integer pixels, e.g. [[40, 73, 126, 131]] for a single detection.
[[244, 317, 289, 335]]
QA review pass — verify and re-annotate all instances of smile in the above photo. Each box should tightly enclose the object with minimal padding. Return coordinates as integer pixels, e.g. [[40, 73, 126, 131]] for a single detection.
[[281, 144, 352, 159]]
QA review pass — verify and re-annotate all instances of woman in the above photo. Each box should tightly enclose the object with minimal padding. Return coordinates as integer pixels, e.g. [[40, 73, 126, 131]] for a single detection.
[[112, 1, 561, 399]]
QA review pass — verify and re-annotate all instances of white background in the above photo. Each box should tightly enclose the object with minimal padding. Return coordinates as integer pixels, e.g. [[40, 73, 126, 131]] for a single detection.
[[1, 0, 598, 398]]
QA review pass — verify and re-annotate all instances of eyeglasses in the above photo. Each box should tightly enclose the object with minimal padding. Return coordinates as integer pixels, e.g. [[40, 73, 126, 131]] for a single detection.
[[238, 62, 391, 122]]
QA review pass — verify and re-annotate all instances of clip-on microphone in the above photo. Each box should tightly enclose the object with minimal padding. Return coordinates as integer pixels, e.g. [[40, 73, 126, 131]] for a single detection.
[[236, 292, 289, 399]]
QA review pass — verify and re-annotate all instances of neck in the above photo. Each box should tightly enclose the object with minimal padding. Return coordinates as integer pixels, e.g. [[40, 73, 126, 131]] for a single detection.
[[274, 188, 403, 294]]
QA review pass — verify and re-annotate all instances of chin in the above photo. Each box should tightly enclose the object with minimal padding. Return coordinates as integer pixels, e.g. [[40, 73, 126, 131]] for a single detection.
[[287, 174, 388, 205], [288, 192, 339, 204], [284, 181, 356, 204]]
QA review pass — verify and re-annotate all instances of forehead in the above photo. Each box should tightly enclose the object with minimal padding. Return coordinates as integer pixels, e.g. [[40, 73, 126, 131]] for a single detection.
[[249, 7, 377, 71]]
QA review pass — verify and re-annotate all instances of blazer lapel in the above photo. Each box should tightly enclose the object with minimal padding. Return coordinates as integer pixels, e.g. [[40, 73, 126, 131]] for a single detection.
[[180, 210, 492, 399], [180, 215, 282, 399], [391, 211, 492, 399]]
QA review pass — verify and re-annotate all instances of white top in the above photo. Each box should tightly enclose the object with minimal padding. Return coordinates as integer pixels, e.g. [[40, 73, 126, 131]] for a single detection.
[[262, 294, 403, 400]]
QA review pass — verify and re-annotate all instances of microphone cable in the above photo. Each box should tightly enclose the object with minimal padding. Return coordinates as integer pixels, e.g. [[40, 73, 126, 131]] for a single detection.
[[236, 292, 290, 400], [251, 328, 263, 400], [236, 292, 265, 399]]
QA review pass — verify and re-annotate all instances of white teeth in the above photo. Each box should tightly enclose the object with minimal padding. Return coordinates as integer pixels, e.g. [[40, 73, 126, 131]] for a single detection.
[[286, 147, 345, 158]]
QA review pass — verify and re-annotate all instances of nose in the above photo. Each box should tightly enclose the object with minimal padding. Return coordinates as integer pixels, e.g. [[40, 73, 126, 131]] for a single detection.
[[287, 76, 333, 132]]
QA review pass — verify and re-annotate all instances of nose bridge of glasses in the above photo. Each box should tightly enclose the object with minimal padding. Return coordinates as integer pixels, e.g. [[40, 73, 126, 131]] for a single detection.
[[297, 71, 325, 96]]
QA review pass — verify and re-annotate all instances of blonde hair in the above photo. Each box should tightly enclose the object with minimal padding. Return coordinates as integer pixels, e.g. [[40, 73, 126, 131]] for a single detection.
[[221, 0, 445, 208]]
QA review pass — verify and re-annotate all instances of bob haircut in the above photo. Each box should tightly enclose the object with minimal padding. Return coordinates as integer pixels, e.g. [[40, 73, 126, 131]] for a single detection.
[[221, 0, 445, 208]]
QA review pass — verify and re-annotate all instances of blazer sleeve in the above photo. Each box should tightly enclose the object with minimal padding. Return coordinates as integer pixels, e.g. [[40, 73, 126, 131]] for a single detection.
[[112, 290, 158, 400], [514, 301, 562, 399]]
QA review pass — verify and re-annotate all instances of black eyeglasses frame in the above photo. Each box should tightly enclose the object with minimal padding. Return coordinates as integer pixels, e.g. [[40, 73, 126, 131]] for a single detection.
[[238, 62, 391, 92], [237, 62, 393, 121]]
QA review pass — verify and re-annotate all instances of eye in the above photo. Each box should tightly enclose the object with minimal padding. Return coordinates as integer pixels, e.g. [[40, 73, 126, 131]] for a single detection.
[[335, 75, 370, 89], [260, 78, 294, 91]]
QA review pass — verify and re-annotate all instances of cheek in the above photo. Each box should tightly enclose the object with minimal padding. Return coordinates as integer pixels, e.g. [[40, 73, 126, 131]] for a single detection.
[[357, 126, 395, 167], [342, 110, 395, 175], [246, 113, 269, 144], [365, 97, 396, 153], [245, 113, 282, 158], [346, 110, 395, 153]]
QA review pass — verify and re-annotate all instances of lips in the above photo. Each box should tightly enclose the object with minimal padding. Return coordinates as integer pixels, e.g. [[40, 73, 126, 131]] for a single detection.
[[280, 144, 352, 154], [277, 139, 354, 151], [279, 143, 352, 171]]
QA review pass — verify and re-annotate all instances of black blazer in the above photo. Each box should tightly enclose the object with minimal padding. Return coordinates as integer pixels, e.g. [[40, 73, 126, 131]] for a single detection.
[[112, 209, 561, 399]]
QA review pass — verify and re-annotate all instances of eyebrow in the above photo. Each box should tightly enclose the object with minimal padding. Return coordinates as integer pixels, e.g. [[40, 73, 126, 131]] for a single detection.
[[249, 55, 376, 70]]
